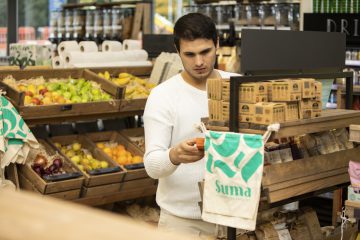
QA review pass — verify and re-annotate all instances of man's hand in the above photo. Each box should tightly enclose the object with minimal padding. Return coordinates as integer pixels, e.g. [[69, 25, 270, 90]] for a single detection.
[[169, 139, 204, 165]]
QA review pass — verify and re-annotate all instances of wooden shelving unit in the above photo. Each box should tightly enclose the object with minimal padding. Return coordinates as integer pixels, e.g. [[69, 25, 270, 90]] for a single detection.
[[218, 72, 356, 240], [0, 66, 156, 204], [207, 109, 360, 205]]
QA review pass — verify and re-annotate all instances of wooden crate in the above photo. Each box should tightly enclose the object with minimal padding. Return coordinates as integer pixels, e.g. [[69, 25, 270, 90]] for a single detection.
[[18, 172, 81, 200], [262, 147, 360, 203], [0, 68, 122, 120], [349, 125, 360, 142], [85, 131, 148, 182], [118, 127, 145, 153], [89, 66, 152, 112], [18, 139, 84, 196], [88, 66, 152, 77], [48, 134, 125, 188]]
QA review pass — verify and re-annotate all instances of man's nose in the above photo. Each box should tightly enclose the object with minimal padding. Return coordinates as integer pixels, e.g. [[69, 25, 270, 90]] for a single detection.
[[195, 55, 204, 67]]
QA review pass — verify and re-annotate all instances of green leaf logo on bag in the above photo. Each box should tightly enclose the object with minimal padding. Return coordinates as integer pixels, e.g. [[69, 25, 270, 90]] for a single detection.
[[206, 131, 264, 198]]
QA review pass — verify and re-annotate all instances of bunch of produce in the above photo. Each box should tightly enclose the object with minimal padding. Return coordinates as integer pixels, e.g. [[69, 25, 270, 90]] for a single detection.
[[31, 152, 65, 178], [55, 141, 109, 173], [97, 71, 156, 99], [96, 141, 143, 165], [3, 75, 112, 106]]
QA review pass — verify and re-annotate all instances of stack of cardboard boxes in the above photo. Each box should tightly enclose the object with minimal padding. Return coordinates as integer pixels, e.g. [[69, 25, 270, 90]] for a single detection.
[[207, 78, 322, 126]]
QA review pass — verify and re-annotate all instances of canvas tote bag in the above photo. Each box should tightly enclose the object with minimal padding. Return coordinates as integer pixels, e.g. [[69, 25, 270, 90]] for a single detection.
[[201, 125, 277, 231]]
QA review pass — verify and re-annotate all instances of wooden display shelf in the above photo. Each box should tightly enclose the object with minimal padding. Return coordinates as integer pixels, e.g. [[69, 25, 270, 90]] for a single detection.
[[48, 134, 125, 189], [90, 66, 152, 112], [0, 68, 123, 122], [207, 109, 360, 139], [18, 140, 84, 196], [74, 184, 157, 206], [207, 109, 360, 205], [86, 131, 148, 182], [25, 110, 144, 126], [262, 147, 360, 203]]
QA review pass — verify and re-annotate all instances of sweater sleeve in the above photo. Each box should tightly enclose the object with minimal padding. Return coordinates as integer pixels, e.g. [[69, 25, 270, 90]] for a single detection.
[[143, 88, 178, 179]]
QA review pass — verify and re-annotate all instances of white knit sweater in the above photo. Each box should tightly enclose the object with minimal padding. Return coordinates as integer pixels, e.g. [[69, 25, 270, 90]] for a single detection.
[[143, 71, 239, 219]]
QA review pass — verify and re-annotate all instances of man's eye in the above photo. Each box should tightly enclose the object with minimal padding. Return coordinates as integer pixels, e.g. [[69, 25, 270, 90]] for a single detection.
[[185, 53, 195, 57]]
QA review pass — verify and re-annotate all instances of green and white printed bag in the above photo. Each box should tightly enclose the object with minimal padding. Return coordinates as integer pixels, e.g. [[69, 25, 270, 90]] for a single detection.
[[201, 125, 277, 231]]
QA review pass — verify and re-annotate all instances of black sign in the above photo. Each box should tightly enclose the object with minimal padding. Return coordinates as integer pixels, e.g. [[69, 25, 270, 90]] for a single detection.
[[304, 13, 360, 46], [241, 29, 345, 74]]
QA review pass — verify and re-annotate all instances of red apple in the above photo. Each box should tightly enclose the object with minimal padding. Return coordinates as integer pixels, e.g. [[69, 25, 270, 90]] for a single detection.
[[31, 97, 41, 105], [39, 88, 48, 95], [24, 91, 33, 97]]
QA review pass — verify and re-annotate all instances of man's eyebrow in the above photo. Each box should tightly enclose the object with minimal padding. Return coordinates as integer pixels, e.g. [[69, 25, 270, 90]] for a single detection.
[[183, 48, 213, 55], [199, 48, 212, 54]]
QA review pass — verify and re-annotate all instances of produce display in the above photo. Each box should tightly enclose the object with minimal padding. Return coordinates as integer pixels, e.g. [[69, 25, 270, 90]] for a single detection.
[[97, 71, 156, 99], [3, 75, 112, 106], [55, 141, 110, 172], [96, 141, 143, 165], [30, 148, 66, 179]]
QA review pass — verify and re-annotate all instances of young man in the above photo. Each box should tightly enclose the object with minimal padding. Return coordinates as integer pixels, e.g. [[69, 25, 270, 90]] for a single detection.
[[143, 13, 239, 238]]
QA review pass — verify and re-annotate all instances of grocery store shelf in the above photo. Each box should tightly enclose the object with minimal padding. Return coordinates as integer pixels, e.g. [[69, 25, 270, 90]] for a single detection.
[[207, 109, 360, 139], [336, 84, 360, 94], [74, 185, 157, 206], [62, 0, 149, 8]]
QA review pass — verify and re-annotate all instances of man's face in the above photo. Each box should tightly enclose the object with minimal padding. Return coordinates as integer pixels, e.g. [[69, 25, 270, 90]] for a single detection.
[[178, 38, 217, 82]]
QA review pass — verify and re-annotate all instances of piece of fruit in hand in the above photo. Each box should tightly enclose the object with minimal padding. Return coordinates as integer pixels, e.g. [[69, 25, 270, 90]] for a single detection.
[[195, 138, 205, 151]]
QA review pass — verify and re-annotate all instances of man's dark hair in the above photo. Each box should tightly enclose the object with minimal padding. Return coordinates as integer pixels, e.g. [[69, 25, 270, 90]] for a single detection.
[[173, 13, 217, 51]]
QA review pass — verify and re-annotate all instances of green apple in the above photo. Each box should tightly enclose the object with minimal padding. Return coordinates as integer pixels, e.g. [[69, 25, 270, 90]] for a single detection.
[[72, 142, 81, 151], [47, 82, 60, 91], [71, 95, 81, 103], [71, 156, 81, 164], [65, 149, 75, 158], [91, 88, 101, 96], [63, 91, 72, 100], [100, 161, 109, 168]]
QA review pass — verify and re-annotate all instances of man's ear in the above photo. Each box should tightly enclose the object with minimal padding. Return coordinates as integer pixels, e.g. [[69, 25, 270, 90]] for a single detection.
[[216, 38, 220, 49], [174, 44, 179, 54]]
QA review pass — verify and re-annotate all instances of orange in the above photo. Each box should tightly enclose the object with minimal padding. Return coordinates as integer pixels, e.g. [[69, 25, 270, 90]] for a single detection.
[[132, 156, 143, 164]]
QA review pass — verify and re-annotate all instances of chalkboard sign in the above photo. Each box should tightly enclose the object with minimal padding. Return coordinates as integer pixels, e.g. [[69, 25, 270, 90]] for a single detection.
[[241, 29, 346, 74], [304, 13, 360, 47]]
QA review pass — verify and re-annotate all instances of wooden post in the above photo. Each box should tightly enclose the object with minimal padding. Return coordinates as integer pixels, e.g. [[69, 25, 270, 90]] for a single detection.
[[131, 3, 151, 39]]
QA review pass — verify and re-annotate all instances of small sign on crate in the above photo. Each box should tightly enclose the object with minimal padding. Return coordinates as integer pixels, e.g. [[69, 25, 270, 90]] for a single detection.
[[349, 125, 360, 142]]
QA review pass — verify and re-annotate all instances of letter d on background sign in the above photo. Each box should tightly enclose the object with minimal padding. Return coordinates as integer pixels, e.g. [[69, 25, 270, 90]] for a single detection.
[[327, 19, 337, 32]]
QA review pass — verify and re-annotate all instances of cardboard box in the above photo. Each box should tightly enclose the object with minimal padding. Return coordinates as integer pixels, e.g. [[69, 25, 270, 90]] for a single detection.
[[284, 102, 300, 121], [207, 78, 224, 100], [208, 79, 268, 103], [239, 103, 255, 123], [300, 109, 313, 119], [253, 102, 286, 125], [312, 100, 322, 118], [271, 80, 301, 102], [314, 81, 322, 100], [300, 99, 313, 110], [208, 99, 228, 122], [208, 99, 242, 123], [299, 78, 315, 99], [239, 82, 268, 103]]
